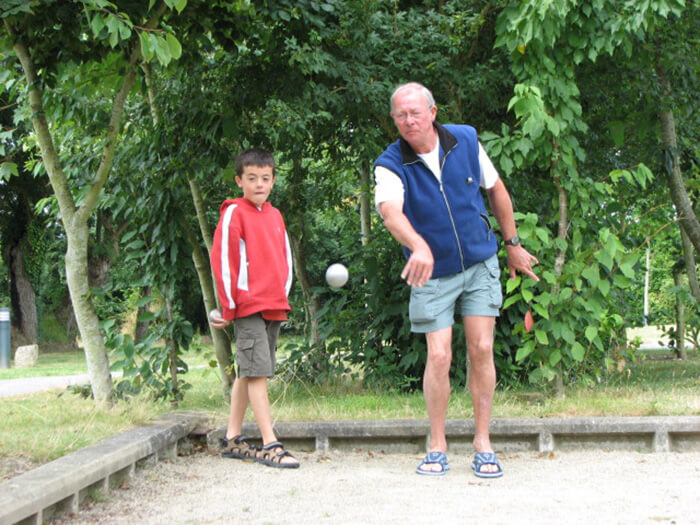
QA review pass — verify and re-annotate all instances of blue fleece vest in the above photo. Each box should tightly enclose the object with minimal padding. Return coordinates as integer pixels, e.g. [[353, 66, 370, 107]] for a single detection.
[[375, 123, 497, 278]]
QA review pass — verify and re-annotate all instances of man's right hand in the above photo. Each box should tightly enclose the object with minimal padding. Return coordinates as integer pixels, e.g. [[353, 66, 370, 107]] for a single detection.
[[379, 200, 435, 287], [401, 241, 434, 287]]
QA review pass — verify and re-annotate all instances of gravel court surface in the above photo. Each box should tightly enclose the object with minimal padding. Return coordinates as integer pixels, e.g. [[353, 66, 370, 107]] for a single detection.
[[61, 449, 700, 525]]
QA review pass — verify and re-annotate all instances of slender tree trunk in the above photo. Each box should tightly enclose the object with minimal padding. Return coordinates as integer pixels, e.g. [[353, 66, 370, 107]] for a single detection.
[[189, 178, 212, 250], [552, 174, 568, 395], [8, 25, 112, 403], [134, 286, 151, 343], [141, 62, 233, 397], [186, 177, 235, 393], [6, 6, 166, 404], [656, 64, 700, 254], [88, 211, 119, 288], [643, 245, 651, 326], [359, 161, 372, 246], [679, 228, 700, 304], [164, 297, 180, 407], [287, 159, 322, 348], [289, 231, 322, 346], [672, 269, 687, 360], [181, 216, 233, 397]]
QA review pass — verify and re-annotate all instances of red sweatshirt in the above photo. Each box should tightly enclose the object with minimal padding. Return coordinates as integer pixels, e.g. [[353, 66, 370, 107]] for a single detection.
[[210, 197, 293, 321]]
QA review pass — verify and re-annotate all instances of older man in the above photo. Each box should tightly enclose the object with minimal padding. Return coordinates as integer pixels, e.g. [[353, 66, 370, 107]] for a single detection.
[[374, 82, 539, 477]]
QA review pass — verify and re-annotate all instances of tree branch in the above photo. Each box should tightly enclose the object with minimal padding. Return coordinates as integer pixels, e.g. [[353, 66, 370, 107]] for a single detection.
[[5, 19, 78, 225], [78, 1, 169, 223]]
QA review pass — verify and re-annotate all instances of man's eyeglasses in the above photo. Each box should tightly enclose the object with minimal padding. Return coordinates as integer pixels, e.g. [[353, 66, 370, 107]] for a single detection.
[[391, 109, 430, 122]]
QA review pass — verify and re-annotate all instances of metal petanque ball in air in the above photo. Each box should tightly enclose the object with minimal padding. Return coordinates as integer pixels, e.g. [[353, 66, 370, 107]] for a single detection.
[[325, 263, 349, 288]]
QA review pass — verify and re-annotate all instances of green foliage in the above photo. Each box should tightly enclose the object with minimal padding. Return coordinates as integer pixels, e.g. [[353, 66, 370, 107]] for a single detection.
[[38, 312, 72, 345], [2, 0, 696, 399], [484, 0, 694, 387], [105, 305, 193, 403], [281, 228, 426, 390], [0, 256, 8, 307]]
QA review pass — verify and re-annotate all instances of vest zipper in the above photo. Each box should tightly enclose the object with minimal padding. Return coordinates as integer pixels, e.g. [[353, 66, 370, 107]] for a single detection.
[[437, 145, 466, 272]]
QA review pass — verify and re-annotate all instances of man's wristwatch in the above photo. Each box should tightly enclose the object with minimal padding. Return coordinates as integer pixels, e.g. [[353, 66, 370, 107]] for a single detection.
[[504, 236, 520, 247]]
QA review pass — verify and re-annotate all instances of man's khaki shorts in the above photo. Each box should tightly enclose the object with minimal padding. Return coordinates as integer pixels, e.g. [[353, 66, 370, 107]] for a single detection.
[[409, 254, 502, 333], [234, 313, 281, 378]]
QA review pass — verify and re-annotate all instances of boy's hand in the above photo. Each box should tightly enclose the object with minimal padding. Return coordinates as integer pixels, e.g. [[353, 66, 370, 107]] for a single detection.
[[209, 309, 231, 329]]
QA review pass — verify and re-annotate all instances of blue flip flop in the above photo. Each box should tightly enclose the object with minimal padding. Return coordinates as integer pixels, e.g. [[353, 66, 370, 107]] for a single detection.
[[471, 452, 504, 478], [416, 451, 450, 476]]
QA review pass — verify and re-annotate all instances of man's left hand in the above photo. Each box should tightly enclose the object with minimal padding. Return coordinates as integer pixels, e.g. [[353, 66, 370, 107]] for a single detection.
[[505, 244, 539, 281]]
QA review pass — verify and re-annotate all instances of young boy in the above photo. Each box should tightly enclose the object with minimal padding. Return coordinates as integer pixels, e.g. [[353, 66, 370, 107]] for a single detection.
[[209, 148, 298, 469]]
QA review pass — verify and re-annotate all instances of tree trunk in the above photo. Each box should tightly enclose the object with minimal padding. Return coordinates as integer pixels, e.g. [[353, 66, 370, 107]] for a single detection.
[[656, 64, 700, 254], [287, 159, 322, 348], [88, 210, 120, 289], [289, 231, 322, 346], [672, 269, 687, 360], [9, 243, 37, 343], [643, 245, 651, 326], [141, 60, 233, 397], [165, 297, 180, 407], [181, 214, 234, 397], [680, 227, 700, 304], [8, 26, 118, 404], [552, 174, 569, 395], [65, 221, 115, 401], [6, 7, 165, 403], [359, 161, 372, 246], [186, 177, 235, 395], [134, 286, 151, 344]]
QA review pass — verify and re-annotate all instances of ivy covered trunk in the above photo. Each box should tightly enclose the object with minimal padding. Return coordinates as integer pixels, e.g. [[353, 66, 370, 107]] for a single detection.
[[656, 65, 700, 255], [8, 243, 37, 344]]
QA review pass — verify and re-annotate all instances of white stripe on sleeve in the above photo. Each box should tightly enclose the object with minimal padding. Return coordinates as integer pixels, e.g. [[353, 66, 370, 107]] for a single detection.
[[284, 231, 293, 296], [238, 238, 249, 291], [220, 204, 237, 309]]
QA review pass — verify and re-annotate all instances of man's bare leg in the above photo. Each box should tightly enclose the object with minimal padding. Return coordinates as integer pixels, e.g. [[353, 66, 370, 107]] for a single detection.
[[420, 326, 453, 472], [463, 315, 499, 474]]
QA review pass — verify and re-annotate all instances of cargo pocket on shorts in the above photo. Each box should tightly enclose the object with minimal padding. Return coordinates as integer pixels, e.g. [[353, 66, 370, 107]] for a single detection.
[[409, 280, 440, 323], [236, 338, 255, 375], [484, 256, 503, 309]]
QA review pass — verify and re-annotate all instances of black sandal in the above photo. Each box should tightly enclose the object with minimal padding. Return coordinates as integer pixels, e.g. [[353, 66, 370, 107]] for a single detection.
[[255, 441, 300, 469], [220, 434, 258, 461]]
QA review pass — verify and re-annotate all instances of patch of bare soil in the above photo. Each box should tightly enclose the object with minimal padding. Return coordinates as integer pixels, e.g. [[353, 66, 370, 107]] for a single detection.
[[0, 454, 41, 483]]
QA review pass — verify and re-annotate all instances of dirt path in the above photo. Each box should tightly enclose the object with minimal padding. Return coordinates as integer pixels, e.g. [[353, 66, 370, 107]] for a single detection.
[[61, 449, 699, 524]]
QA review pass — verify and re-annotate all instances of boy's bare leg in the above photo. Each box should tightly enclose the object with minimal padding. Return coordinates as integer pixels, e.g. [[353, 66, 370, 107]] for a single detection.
[[463, 315, 499, 474], [246, 377, 276, 443], [248, 377, 298, 465], [226, 377, 249, 439], [421, 325, 453, 472]]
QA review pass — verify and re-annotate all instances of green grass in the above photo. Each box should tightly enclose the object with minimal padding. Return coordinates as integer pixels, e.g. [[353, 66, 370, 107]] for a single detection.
[[0, 393, 169, 481], [1, 345, 698, 482], [0, 351, 88, 379], [0, 346, 212, 379]]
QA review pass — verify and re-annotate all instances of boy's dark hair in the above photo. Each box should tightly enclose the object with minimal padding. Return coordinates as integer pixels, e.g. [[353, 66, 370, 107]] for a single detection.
[[235, 148, 276, 176]]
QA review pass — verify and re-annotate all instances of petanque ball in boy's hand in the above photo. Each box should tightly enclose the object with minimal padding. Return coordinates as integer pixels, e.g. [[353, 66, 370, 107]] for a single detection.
[[325, 263, 349, 288], [209, 309, 222, 321]]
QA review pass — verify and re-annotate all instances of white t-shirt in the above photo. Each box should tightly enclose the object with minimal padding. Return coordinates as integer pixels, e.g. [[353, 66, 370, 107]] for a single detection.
[[375, 140, 499, 211]]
